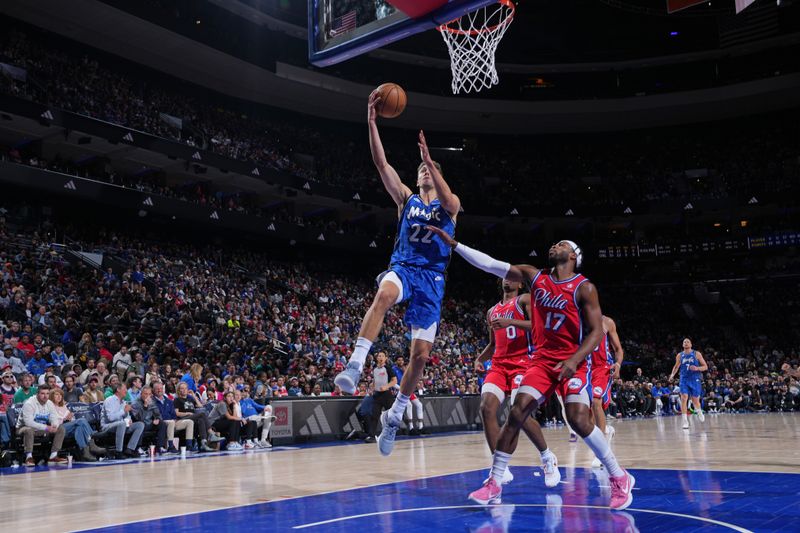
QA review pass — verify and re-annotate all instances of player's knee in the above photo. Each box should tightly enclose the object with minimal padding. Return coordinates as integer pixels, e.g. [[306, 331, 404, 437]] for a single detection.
[[409, 347, 430, 365], [373, 286, 397, 311], [480, 396, 498, 417], [507, 405, 528, 429], [566, 407, 592, 437]]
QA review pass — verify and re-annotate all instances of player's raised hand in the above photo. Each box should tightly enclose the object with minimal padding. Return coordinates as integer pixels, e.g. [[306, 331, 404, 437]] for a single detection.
[[418, 130, 433, 165], [368, 90, 381, 122], [612, 362, 621, 380], [425, 225, 457, 248], [474, 359, 485, 373], [554, 358, 578, 381]]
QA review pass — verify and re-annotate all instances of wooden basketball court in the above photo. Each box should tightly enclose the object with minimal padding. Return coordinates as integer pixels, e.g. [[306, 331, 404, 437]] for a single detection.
[[3, 413, 799, 532]]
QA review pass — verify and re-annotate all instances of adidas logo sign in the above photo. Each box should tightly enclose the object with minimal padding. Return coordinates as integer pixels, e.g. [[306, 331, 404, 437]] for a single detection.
[[529, 249, 538, 257], [565, 209, 574, 216], [63, 180, 77, 190], [684, 202, 694, 210], [40, 110, 54, 120], [303, 182, 311, 190], [369, 241, 377, 248], [317, 233, 325, 241], [142, 197, 154, 206], [510, 208, 519, 215], [299, 405, 332, 436], [210, 211, 219, 220], [352, 192, 361, 201], [623, 207, 632, 214], [748, 197, 758, 204], [267, 223, 276, 231], [251, 167, 260, 176], [192, 151, 202, 160], [122, 133, 134, 142]]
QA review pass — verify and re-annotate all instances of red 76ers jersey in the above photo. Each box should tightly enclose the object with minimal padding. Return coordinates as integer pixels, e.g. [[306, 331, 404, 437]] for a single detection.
[[530, 270, 589, 361], [490, 296, 532, 361], [591, 332, 613, 369]]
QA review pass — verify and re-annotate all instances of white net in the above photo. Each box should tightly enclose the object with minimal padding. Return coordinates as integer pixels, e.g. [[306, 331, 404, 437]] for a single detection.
[[437, 0, 515, 95]]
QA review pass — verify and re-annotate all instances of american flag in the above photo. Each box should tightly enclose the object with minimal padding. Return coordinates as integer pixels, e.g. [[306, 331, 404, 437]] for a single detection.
[[330, 10, 357, 37]]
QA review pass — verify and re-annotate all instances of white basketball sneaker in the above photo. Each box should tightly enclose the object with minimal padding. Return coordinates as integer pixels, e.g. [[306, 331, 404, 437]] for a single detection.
[[681, 415, 690, 429], [605, 425, 616, 444], [697, 411, 705, 423], [485, 466, 514, 485], [376, 410, 400, 456], [334, 362, 362, 395], [542, 451, 561, 488]]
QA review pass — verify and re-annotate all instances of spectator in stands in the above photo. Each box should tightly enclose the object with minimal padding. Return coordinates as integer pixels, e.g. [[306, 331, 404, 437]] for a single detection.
[[26, 351, 48, 377], [233, 389, 259, 448], [112, 346, 132, 378], [239, 385, 274, 448], [13, 372, 37, 403], [49, 388, 103, 462], [16, 385, 68, 466], [16, 334, 35, 360], [94, 360, 110, 387], [100, 382, 145, 459], [180, 363, 204, 393], [127, 375, 143, 403], [37, 365, 63, 387], [287, 377, 302, 396], [1, 345, 24, 378], [80, 375, 104, 403], [209, 391, 244, 451], [77, 358, 97, 386], [62, 374, 81, 403], [152, 381, 184, 454], [132, 385, 168, 453], [50, 344, 69, 370], [0, 369, 15, 448], [173, 381, 216, 452]]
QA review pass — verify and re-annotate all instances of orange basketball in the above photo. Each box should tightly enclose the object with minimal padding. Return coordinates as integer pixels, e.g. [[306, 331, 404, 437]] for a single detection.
[[375, 83, 407, 119]]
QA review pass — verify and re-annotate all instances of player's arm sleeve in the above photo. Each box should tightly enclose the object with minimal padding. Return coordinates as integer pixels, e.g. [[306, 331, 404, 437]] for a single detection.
[[453, 243, 511, 279]]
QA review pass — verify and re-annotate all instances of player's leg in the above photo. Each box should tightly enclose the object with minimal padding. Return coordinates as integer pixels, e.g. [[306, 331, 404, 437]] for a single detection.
[[512, 384, 561, 487], [479, 382, 505, 454], [335, 271, 404, 394], [691, 381, 705, 422], [561, 365, 634, 511], [376, 270, 443, 455], [679, 389, 690, 428], [469, 390, 542, 504]]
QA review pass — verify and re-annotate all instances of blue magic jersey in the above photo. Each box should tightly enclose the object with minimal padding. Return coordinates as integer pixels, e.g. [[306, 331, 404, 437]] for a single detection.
[[679, 350, 702, 382], [390, 194, 455, 272]]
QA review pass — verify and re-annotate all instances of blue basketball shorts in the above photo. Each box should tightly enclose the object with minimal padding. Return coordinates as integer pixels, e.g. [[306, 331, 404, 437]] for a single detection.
[[377, 264, 445, 332]]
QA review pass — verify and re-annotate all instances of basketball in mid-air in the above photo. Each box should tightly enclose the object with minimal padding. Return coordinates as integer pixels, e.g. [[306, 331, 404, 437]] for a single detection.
[[374, 83, 407, 118]]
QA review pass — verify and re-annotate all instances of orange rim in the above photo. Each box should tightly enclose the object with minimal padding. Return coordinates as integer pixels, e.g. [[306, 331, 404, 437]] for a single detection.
[[437, 0, 515, 36]]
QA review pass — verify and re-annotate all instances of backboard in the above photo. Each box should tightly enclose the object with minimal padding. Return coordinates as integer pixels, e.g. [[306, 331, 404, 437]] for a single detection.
[[308, 0, 498, 67]]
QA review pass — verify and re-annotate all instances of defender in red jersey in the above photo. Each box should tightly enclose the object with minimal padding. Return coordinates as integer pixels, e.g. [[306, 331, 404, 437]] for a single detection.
[[589, 315, 624, 468], [474, 279, 560, 487], [425, 226, 635, 511]]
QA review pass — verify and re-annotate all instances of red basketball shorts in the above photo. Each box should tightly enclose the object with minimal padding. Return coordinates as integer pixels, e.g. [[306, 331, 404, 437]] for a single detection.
[[591, 363, 612, 409], [518, 355, 591, 406], [481, 357, 530, 402]]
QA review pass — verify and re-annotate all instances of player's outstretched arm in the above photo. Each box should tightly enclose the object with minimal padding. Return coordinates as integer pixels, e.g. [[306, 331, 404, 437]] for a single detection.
[[368, 91, 412, 208], [424, 225, 538, 284], [606, 317, 624, 379], [556, 281, 604, 380], [418, 130, 460, 217]]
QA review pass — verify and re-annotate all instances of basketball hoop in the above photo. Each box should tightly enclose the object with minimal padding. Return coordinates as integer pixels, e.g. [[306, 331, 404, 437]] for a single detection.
[[437, 0, 515, 95]]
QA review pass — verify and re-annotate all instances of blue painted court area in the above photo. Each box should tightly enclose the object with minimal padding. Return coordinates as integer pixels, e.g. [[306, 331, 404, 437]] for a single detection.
[[82, 467, 800, 532]]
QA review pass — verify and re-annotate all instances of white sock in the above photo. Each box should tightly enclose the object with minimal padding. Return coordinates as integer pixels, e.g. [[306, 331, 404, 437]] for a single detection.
[[417, 422, 424, 430], [26, 453, 32, 459], [583, 427, 624, 477], [540, 448, 554, 461], [491, 451, 512, 484], [390, 393, 409, 420], [349, 337, 373, 369]]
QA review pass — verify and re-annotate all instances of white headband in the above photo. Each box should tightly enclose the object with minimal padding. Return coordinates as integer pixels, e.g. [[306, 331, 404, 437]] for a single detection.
[[560, 240, 583, 269]]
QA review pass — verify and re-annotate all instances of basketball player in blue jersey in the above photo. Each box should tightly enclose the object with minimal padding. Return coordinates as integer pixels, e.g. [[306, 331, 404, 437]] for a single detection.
[[669, 338, 708, 429], [334, 90, 460, 456]]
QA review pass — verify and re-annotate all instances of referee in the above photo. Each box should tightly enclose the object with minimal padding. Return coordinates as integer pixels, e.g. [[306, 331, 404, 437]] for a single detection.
[[366, 351, 397, 443]]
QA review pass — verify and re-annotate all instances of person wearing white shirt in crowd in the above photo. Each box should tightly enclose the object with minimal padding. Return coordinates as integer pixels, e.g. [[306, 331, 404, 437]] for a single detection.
[[112, 346, 132, 377], [16, 385, 68, 466]]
